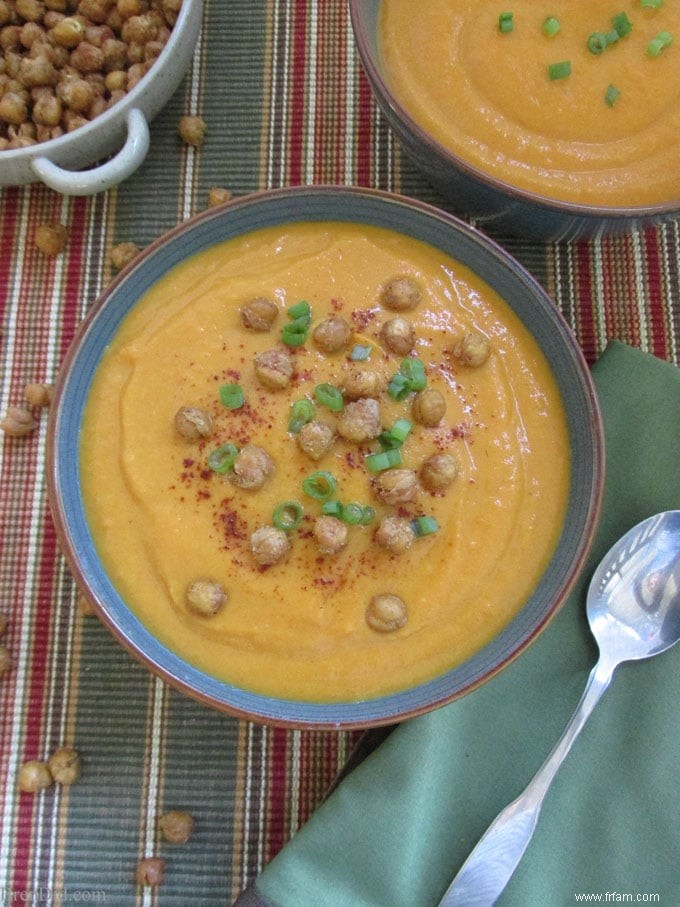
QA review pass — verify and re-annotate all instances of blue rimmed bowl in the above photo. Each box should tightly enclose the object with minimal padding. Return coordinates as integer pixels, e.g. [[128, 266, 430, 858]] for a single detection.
[[46, 186, 604, 728]]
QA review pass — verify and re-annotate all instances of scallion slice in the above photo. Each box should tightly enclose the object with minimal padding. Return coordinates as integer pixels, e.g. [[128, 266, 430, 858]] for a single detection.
[[314, 383, 344, 412], [548, 60, 571, 80], [207, 443, 239, 474], [604, 84, 621, 107], [288, 398, 314, 433], [321, 500, 342, 517], [219, 383, 245, 409], [287, 300, 312, 323], [365, 447, 403, 473], [302, 470, 337, 500], [498, 11, 513, 33], [612, 11, 633, 38], [281, 318, 309, 347], [399, 357, 427, 391], [587, 32, 609, 54], [387, 372, 412, 401], [542, 16, 560, 37], [273, 500, 304, 531], [411, 515, 440, 537], [339, 502, 365, 526], [358, 506, 376, 525], [640, 0, 663, 8], [648, 30, 673, 55], [349, 344, 372, 361]]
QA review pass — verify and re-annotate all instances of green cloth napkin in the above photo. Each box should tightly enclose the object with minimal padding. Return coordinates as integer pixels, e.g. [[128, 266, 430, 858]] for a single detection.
[[237, 341, 680, 907]]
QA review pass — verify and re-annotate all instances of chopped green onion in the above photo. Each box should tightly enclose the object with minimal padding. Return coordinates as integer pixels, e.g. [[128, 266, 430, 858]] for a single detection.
[[321, 500, 342, 517], [272, 500, 304, 531], [358, 506, 376, 525], [314, 383, 344, 412], [411, 516, 440, 537], [302, 470, 337, 500], [548, 60, 571, 80], [647, 31, 673, 55], [207, 443, 239, 474], [640, 0, 663, 8], [498, 11, 513, 34], [287, 300, 312, 323], [339, 502, 365, 526], [542, 16, 560, 37], [281, 318, 309, 347], [604, 84, 621, 107], [605, 28, 620, 45], [399, 357, 427, 391], [365, 447, 403, 473], [587, 32, 609, 54], [387, 372, 412, 401], [612, 12, 633, 38], [378, 418, 413, 450], [288, 398, 314, 433], [219, 383, 245, 409], [349, 344, 372, 361], [378, 430, 401, 450]]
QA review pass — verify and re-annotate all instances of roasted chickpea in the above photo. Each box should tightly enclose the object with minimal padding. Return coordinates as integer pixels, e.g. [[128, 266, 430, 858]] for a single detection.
[[174, 405, 212, 441], [0, 644, 11, 678], [32, 91, 61, 125], [342, 366, 385, 400], [412, 388, 446, 427], [253, 348, 293, 390], [159, 809, 195, 844], [178, 113, 205, 147], [50, 15, 85, 47], [380, 276, 421, 312], [250, 526, 290, 566], [336, 397, 381, 443], [366, 593, 407, 633], [373, 468, 419, 505], [185, 579, 227, 617], [296, 420, 335, 461], [380, 316, 415, 355], [420, 453, 459, 493], [110, 241, 140, 269], [48, 746, 81, 784], [136, 857, 164, 887], [313, 515, 348, 555], [374, 516, 415, 555], [0, 91, 28, 125], [78, 0, 114, 24], [240, 296, 278, 332], [35, 221, 67, 255], [452, 332, 490, 368], [0, 406, 37, 435], [16, 0, 45, 22], [312, 315, 352, 354], [25, 382, 52, 406], [231, 444, 275, 490], [207, 186, 232, 207], [117, 0, 146, 18], [18, 759, 53, 793], [70, 40, 105, 72]]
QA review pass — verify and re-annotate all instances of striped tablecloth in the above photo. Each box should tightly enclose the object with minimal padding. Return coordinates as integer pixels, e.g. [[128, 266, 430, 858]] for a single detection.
[[0, 2, 678, 904]]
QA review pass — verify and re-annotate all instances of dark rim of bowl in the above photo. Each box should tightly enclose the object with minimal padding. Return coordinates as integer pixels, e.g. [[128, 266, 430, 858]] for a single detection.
[[46, 185, 604, 729], [348, 0, 680, 221]]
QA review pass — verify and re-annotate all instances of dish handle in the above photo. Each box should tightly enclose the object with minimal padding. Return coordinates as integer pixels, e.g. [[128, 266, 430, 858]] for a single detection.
[[30, 108, 150, 196]]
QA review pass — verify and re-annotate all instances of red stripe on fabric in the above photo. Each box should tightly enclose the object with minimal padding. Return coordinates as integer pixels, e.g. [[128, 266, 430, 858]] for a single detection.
[[0, 189, 20, 323], [575, 243, 598, 364], [642, 228, 668, 360], [266, 727, 289, 859], [288, 0, 307, 187]]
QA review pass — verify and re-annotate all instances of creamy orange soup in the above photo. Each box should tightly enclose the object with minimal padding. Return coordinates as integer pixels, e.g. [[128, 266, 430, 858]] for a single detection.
[[379, 1, 680, 206], [80, 222, 569, 701]]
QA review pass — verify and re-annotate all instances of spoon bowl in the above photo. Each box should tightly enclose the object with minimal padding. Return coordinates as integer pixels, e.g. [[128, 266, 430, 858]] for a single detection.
[[439, 510, 680, 906]]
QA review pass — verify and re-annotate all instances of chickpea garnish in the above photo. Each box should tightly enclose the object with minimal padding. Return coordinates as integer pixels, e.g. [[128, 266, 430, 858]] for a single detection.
[[48, 746, 81, 785], [373, 468, 419, 505], [18, 759, 53, 793], [336, 397, 381, 443], [0, 644, 11, 678], [240, 296, 278, 332], [342, 367, 386, 401], [420, 453, 459, 493], [380, 316, 415, 355], [25, 382, 52, 407], [0, 406, 38, 436], [311, 315, 352, 354], [185, 579, 227, 617], [110, 241, 141, 270], [207, 186, 232, 208], [250, 526, 290, 566], [380, 276, 421, 312], [178, 114, 206, 147], [412, 388, 446, 427], [50, 16, 86, 48], [452, 332, 491, 368], [231, 444, 275, 490], [366, 593, 407, 633], [136, 856, 165, 887], [174, 406, 212, 441], [296, 420, 335, 461], [313, 515, 348, 555], [374, 516, 415, 555], [35, 221, 67, 256], [253, 348, 293, 390], [159, 809, 195, 844]]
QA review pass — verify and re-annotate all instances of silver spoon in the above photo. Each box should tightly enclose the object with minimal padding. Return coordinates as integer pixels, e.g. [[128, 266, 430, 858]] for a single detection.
[[439, 510, 680, 907]]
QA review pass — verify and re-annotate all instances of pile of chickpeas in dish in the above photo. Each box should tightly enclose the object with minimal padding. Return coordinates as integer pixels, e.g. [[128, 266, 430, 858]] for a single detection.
[[0, 0, 181, 149], [175, 276, 491, 635]]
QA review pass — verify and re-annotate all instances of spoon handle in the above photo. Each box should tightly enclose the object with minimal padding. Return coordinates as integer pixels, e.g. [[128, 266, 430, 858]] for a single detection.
[[438, 656, 616, 906]]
